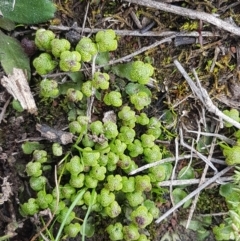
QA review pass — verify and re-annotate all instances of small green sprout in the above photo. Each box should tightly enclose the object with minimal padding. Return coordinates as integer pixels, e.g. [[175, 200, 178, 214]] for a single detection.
[[106, 222, 123, 241], [26, 161, 42, 177], [40, 79, 59, 98], [118, 106, 136, 122], [69, 173, 85, 188], [103, 121, 119, 139], [35, 28, 55, 51], [69, 121, 82, 134], [98, 188, 115, 207], [127, 139, 143, 157], [92, 72, 110, 90], [105, 174, 123, 191], [135, 175, 152, 192], [81, 80, 93, 97], [141, 134, 155, 148], [126, 191, 144, 207], [12, 99, 24, 112], [95, 29, 118, 52], [76, 37, 97, 62], [90, 165, 107, 181], [36, 190, 53, 209], [90, 120, 104, 135], [20, 198, 39, 216], [57, 206, 76, 225], [129, 61, 154, 85], [223, 109, 240, 127], [143, 200, 160, 219], [29, 176, 47, 191], [82, 147, 100, 166], [130, 91, 151, 110], [66, 88, 83, 102], [130, 205, 153, 228], [66, 156, 84, 175], [51, 38, 71, 57], [33, 53, 57, 75], [59, 50, 81, 72], [33, 150, 48, 163], [64, 223, 81, 238], [136, 113, 149, 125], [104, 91, 123, 107], [118, 126, 136, 144], [104, 200, 121, 218], [61, 184, 76, 199], [123, 223, 140, 241], [109, 139, 127, 155], [143, 144, 162, 163], [223, 145, 240, 165], [52, 143, 63, 156], [122, 176, 135, 193]]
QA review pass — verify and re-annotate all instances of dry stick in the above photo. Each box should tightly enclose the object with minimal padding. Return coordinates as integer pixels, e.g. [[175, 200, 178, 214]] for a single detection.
[[0, 96, 11, 124], [184, 128, 235, 146], [155, 165, 233, 224], [169, 137, 179, 207], [160, 176, 233, 186], [174, 59, 240, 129], [125, 0, 240, 36], [49, 25, 217, 37], [186, 124, 220, 229], [179, 128, 217, 172], [86, 53, 97, 120], [129, 154, 225, 176], [81, 1, 89, 36]]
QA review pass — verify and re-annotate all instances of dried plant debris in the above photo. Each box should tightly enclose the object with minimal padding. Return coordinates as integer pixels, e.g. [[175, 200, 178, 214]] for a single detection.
[[0, 68, 37, 114], [0, 176, 13, 205], [36, 124, 73, 145]]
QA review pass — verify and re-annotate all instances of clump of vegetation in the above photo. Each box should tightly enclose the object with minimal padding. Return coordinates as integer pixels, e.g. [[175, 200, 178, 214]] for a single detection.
[[19, 29, 174, 240], [213, 111, 240, 240]]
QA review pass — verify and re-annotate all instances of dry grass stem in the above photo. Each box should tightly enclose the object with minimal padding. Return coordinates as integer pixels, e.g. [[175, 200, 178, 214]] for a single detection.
[[159, 176, 233, 186], [129, 154, 225, 175], [169, 137, 179, 206], [186, 124, 220, 228], [174, 60, 240, 129], [183, 127, 236, 146], [0, 96, 11, 124], [126, 0, 240, 36], [155, 165, 233, 224], [179, 128, 217, 172], [49, 25, 218, 37]]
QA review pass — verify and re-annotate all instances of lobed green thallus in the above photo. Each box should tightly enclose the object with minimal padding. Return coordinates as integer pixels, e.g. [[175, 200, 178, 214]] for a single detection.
[[20, 28, 172, 241]]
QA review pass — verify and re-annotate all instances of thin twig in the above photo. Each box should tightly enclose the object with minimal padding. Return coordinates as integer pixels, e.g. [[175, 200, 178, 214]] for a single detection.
[[169, 137, 179, 206], [155, 165, 233, 224], [130, 10, 142, 29], [125, 0, 240, 36], [210, 46, 220, 73], [183, 127, 235, 146], [81, 2, 89, 36], [159, 176, 233, 186], [186, 124, 220, 228], [174, 60, 240, 129], [199, 212, 229, 217], [0, 96, 11, 124], [86, 53, 97, 120], [129, 154, 225, 175], [49, 25, 218, 37], [180, 128, 217, 172]]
